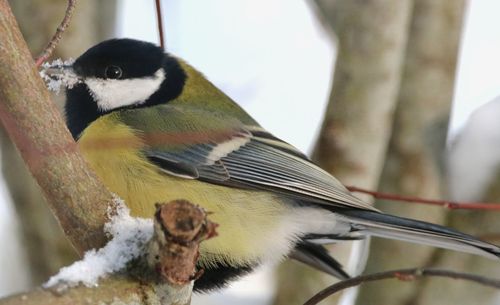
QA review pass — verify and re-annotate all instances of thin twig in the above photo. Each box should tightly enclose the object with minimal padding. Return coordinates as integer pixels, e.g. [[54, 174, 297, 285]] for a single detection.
[[35, 0, 78, 67], [155, 0, 165, 50], [143, 200, 217, 305], [478, 233, 500, 242], [347, 185, 500, 210], [303, 268, 500, 305]]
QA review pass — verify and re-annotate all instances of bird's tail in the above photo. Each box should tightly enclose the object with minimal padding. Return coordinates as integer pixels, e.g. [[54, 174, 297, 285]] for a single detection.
[[290, 242, 350, 279], [339, 210, 500, 259]]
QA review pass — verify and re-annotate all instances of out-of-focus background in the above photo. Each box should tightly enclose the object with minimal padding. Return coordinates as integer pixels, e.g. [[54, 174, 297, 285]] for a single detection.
[[3, 1, 500, 304]]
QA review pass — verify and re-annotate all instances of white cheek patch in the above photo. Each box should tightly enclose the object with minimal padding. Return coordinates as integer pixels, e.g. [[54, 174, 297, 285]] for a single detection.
[[85, 69, 165, 111]]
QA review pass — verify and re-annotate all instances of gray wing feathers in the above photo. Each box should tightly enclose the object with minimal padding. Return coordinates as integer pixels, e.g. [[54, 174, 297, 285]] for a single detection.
[[144, 125, 376, 211], [222, 140, 375, 210]]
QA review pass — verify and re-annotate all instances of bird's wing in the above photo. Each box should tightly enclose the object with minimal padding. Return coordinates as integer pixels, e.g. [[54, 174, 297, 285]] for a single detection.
[[119, 105, 377, 211]]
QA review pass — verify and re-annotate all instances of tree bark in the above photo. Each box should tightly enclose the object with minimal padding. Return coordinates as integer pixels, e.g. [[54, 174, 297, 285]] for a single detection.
[[312, 0, 412, 190], [356, 1, 465, 304], [0, 276, 158, 305], [4, 0, 116, 285], [274, 1, 412, 304]]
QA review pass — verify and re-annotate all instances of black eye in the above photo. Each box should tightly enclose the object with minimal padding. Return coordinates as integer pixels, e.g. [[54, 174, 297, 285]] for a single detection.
[[104, 65, 122, 79]]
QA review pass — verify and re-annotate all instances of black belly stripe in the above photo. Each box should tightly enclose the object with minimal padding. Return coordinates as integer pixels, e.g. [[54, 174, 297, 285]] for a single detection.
[[193, 262, 255, 292]]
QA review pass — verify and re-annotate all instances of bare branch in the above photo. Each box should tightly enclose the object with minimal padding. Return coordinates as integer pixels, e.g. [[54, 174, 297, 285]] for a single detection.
[[34, 0, 77, 67], [303, 268, 500, 305], [347, 186, 500, 210], [147, 200, 217, 305], [155, 0, 165, 50]]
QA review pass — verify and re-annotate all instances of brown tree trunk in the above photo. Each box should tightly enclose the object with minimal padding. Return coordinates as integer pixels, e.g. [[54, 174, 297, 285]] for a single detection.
[[4, 0, 116, 285], [273, 1, 412, 304], [356, 1, 465, 304]]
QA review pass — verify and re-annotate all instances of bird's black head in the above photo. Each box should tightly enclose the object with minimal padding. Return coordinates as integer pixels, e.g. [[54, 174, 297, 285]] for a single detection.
[[64, 38, 186, 139], [73, 38, 164, 80]]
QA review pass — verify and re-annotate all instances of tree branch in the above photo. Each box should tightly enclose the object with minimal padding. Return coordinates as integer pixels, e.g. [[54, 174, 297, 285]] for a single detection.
[[146, 200, 217, 304], [303, 268, 500, 305], [34, 0, 78, 67], [0, 200, 216, 305], [0, 0, 113, 254], [0, 276, 154, 305]]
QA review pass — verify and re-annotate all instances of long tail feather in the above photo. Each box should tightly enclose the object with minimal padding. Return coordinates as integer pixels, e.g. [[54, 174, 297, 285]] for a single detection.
[[340, 210, 500, 259], [290, 242, 350, 279]]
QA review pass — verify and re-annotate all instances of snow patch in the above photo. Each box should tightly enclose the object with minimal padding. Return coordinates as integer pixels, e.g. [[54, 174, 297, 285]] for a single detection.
[[44, 198, 153, 289], [39, 58, 79, 93], [447, 96, 500, 201]]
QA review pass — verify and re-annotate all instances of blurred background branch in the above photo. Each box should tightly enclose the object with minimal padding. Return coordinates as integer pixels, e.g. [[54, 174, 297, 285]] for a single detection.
[[274, 1, 412, 304], [356, 1, 466, 304]]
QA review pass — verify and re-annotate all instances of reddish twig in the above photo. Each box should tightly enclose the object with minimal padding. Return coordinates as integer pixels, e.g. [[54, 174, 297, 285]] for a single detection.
[[478, 233, 500, 242], [155, 0, 165, 50], [35, 0, 78, 67], [303, 268, 500, 305], [347, 186, 500, 211]]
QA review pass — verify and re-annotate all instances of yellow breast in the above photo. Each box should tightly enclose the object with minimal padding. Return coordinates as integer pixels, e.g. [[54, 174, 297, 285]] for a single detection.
[[78, 114, 293, 267]]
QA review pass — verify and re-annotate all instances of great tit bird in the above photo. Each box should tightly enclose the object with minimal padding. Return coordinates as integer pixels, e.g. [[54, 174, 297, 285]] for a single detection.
[[56, 38, 500, 291]]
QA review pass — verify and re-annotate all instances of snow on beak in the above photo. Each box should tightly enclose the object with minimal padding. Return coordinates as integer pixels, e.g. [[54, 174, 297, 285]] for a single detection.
[[40, 59, 81, 93]]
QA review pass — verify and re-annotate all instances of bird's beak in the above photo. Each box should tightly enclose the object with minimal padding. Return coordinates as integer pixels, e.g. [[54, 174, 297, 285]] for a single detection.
[[44, 64, 75, 77], [40, 63, 81, 89]]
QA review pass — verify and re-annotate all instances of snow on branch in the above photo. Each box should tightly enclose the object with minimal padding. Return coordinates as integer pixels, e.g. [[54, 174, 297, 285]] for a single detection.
[[0, 200, 217, 305], [44, 199, 153, 289]]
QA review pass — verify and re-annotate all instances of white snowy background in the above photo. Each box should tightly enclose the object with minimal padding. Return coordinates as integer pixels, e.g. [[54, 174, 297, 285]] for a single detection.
[[2, 1, 500, 304]]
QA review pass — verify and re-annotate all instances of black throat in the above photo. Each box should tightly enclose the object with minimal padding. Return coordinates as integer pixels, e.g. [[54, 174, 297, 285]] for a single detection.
[[64, 55, 186, 140]]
